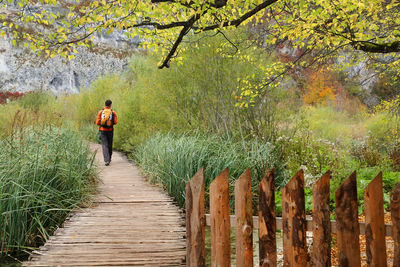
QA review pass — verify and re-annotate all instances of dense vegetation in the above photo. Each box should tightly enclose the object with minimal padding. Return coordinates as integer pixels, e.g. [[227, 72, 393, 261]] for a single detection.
[[2, 1, 400, 264], [3, 30, 398, 217], [134, 133, 287, 210], [0, 104, 97, 260]]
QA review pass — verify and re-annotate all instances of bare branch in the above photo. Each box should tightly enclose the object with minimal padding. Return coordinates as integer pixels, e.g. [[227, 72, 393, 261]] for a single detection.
[[217, 29, 238, 54]]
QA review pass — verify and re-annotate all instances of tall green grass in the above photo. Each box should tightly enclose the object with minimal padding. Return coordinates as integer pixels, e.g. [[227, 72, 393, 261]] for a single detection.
[[134, 133, 288, 211], [0, 126, 97, 255]]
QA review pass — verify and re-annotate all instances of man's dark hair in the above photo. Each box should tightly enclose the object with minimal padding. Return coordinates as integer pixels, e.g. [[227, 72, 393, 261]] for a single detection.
[[105, 100, 112, 107]]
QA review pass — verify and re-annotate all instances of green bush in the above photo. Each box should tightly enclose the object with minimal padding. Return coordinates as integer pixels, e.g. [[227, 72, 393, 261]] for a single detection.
[[133, 133, 288, 212], [71, 30, 295, 151], [356, 167, 400, 210], [16, 91, 55, 111], [276, 129, 357, 186], [0, 126, 97, 254], [0, 93, 62, 139]]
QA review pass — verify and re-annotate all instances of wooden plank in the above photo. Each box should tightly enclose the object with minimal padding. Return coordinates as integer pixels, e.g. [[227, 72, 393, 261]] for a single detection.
[[364, 172, 387, 267], [391, 184, 400, 267], [282, 169, 307, 267], [235, 168, 253, 267], [335, 171, 361, 267], [210, 168, 231, 267], [259, 169, 276, 267], [185, 167, 206, 267], [312, 171, 331, 267], [22, 144, 186, 267]]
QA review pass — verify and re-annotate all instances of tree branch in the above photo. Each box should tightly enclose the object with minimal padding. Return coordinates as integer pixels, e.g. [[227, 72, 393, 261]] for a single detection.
[[158, 13, 201, 68], [150, 0, 227, 8], [157, 0, 277, 68], [199, 0, 278, 31], [352, 40, 400, 53], [126, 20, 188, 30], [150, 0, 194, 8]]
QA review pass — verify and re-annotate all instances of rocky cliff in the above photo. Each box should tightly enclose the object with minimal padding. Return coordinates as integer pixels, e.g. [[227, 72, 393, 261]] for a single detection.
[[0, 30, 140, 94]]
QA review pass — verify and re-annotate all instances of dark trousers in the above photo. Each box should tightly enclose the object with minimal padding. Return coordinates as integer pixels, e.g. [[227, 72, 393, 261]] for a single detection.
[[100, 131, 113, 163]]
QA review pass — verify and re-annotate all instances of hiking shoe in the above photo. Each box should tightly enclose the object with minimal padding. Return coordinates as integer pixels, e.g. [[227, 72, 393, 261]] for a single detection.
[[105, 162, 110, 166]]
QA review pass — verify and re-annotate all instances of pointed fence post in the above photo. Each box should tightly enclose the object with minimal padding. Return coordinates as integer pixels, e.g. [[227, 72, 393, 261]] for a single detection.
[[335, 171, 361, 267], [391, 184, 400, 267], [210, 168, 230, 267], [235, 168, 253, 267], [364, 172, 387, 267], [282, 169, 307, 267], [259, 169, 276, 267], [185, 167, 206, 267], [312, 171, 331, 267]]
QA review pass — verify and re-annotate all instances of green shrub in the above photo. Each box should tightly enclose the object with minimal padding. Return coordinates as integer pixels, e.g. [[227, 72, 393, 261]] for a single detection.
[[0, 93, 62, 139], [276, 129, 357, 185], [298, 105, 367, 146], [72, 29, 295, 151], [75, 76, 123, 125], [0, 126, 97, 254], [16, 91, 55, 111], [356, 167, 400, 210]]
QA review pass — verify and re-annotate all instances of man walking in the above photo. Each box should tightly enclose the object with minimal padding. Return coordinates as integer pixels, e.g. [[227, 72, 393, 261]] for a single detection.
[[96, 100, 117, 166]]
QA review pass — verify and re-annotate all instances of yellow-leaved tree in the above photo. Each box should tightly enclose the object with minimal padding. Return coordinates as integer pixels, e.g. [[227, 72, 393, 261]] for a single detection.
[[1, 0, 400, 96]]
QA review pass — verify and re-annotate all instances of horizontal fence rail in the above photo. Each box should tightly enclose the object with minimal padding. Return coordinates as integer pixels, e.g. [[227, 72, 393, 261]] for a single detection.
[[185, 167, 400, 267], [204, 214, 394, 236]]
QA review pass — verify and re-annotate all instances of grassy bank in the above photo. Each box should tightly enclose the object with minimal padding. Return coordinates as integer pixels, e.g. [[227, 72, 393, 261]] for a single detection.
[[0, 126, 97, 258]]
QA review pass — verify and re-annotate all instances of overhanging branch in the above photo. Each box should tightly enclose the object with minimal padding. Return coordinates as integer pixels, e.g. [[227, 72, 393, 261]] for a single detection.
[[157, 0, 277, 68], [200, 0, 278, 31], [352, 40, 400, 53], [158, 13, 201, 68]]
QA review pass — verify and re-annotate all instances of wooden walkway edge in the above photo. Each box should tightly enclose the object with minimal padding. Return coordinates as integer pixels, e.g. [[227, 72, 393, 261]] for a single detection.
[[22, 143, 186, 267]]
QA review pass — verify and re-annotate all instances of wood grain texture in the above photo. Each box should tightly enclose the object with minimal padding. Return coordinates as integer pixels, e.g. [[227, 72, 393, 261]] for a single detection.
[[391, 184, 400, 267], [210, 168, 231, 267], [335, 171, 361, 267], [235, 168, 253, 267], [259, 169, 276, 267], [282, 169, 307, 267], [22, 143, 186, 267], [364, 172, 387, 267], [312, 171, 331, 267], [186, 167, 206, 267]]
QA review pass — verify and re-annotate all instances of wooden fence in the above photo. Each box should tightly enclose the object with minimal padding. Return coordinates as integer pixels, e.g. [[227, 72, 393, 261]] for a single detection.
[[185, 167, 400, 267]]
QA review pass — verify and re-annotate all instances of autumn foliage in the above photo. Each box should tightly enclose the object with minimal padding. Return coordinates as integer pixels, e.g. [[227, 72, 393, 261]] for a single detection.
[[0, 91, 26, 104], [303, 69, 340, 105]]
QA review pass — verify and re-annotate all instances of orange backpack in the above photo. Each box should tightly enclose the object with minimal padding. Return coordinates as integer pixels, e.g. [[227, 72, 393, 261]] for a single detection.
[[100, 109, 114, 128]]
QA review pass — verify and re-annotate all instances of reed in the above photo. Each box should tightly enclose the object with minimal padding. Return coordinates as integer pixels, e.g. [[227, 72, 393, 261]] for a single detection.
[[133, 133, 287, 210], [0, 126, 97, 254]]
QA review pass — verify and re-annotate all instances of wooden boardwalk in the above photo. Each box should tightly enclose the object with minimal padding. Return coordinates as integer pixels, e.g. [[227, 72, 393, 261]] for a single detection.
[[23, 143, 186, 266]]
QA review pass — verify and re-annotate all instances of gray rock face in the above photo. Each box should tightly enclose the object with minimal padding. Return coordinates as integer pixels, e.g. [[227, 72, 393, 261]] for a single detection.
[[0, 30, 140, 95]]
